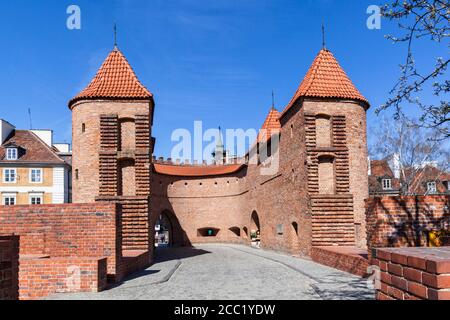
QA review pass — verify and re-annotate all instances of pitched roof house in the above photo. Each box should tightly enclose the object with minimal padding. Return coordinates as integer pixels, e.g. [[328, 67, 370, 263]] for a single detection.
[[0, 120, 72, 205]]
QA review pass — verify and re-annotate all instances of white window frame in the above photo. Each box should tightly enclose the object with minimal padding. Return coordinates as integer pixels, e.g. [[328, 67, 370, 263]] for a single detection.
[[3, 168, 17, 183], [382, 178, 392, 190], [2, 193, 16, 206], [29, 168, 43, 183], [6, 148, 18, 160], [427, 181, 437, 194], [29, 193, 43, 205]]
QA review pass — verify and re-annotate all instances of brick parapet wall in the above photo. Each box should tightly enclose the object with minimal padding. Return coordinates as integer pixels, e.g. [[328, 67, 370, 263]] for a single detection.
[[0, 235, 19, 300], [19, 257, 107, 300], [311, 246, 369, 277], [373, 247, 450, 300], [0, 203, 122, 278], [366, 195, 450, 250]]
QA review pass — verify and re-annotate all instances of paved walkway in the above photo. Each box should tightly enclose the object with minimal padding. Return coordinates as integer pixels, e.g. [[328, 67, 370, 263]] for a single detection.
[[48, 244, 374, 300]]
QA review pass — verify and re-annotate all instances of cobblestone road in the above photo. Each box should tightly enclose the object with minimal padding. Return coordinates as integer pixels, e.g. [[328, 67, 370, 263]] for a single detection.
[[48, 244, 374, 300]]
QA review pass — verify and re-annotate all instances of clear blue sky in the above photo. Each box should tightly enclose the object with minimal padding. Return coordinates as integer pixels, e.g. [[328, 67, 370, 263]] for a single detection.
[[0, 0, 445, 159]]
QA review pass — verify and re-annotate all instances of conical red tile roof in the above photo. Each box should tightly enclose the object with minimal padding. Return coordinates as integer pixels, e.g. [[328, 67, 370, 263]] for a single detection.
[[69, 48, 153, 108], [282, 49, 368, 116], [258, 107, 281, 142]]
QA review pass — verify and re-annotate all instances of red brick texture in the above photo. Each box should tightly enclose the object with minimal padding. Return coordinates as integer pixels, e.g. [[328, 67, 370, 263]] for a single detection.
[[0, 203, 121, 278], [311, 246, 369, 277], [19, 257, 107, 300], [366, 196, 450, 249], [0, 235, 19, 300], [373, 247, 450, 300]]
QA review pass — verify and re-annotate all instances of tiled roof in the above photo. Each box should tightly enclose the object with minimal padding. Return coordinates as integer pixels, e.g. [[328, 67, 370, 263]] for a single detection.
[[69, 48, 152, 108], [0, 130, 65, 164], [153, 164, 244, 177], [282, 49, 369, 116], [370, 160, 394, 177], [258, 107, 281, 143]]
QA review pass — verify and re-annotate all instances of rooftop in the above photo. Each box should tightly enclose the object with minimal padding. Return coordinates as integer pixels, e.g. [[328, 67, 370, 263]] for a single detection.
[[69, 48, 153, 108], [282, 49, 369, 117], [0, 130, 65, 164]]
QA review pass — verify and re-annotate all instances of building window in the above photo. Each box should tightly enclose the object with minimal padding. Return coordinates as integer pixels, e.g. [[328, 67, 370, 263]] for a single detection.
[[427, 181, 437, 194], [30, 169, 43, 183], [6, 148, 18, 160], [29, 194, 43, 205], [382, 178, 392, 190], [3, 169, 17, 183], [2, 194, 16, 206]]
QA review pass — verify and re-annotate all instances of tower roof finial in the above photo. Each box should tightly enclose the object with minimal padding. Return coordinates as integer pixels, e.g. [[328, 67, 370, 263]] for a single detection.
[[271, 90, 275, 110], [114, 22, 118, 49], [322, 21, 326, 50]]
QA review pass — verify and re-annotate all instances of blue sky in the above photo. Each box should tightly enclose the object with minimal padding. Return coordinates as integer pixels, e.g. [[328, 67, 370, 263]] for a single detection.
[[0, 0, 446, 159]]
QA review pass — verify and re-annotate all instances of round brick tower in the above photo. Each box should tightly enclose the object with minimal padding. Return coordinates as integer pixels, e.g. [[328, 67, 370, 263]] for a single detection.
[[280, 48, 370, 249], [68, 47, 155, 204]]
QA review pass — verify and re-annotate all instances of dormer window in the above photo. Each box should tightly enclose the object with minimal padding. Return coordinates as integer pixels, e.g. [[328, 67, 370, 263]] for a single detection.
[[427, 181, 437, 194], [382, 178, 392, 190], [6, 148, 18, 160]]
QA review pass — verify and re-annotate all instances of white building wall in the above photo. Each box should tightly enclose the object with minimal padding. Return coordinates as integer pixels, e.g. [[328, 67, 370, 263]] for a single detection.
[[52, 167, 66, 204]]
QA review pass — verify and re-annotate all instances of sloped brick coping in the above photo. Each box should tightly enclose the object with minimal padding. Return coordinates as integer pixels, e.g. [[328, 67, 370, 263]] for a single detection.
[[311, 246, 369, 277], [373, 247, 450, 300]]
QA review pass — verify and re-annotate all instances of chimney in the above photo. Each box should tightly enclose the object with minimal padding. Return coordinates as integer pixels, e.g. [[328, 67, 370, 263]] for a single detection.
[[31, 129, 53, 147], [0, 119, 15, 144]]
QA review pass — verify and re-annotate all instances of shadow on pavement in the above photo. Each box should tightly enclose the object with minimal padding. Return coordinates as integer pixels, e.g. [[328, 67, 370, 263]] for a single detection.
[[154, 246, 211, 263]]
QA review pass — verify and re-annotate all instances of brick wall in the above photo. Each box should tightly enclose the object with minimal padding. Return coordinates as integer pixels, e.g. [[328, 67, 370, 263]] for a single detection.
[[0, 203, 122, 278], [19, 257, 107, 300], [0, 235, 19, 300], [97, 196, 151, 252], [373, 247, 450, 300], [71, 100, 153, 203], [149, 100, 368, 257], [366, 196, 450, 249], [311, 246, 369, 277]]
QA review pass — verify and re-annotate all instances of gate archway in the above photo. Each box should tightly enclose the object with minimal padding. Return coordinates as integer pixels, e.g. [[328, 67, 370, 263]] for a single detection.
[[154, 210, 185, 248], [250, 211, 261, 246]]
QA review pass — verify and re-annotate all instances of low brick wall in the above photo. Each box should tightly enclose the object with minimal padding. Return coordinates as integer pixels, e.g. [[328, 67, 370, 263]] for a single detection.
[[19, 256, 107, 300], [0, 235, 19, 300], [373, 247, 450, 300], [311, 246, 369, 277], [121, 250, 152, 277], [0, 203, 122, 278], [366, 196, 450, 250]]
